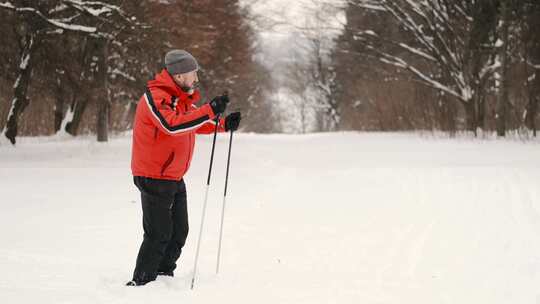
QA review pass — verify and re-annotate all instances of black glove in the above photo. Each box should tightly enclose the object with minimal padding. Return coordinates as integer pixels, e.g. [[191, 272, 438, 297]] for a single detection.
[[209, 94, 229, 115], [225, 112, 241, 132]]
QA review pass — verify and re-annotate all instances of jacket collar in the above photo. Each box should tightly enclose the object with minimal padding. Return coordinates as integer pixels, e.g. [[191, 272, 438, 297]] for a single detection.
[[147, 69, 200, 105]]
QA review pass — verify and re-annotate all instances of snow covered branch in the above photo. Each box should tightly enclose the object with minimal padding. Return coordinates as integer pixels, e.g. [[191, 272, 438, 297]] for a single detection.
[[348, 0, 385, 11], [372, 47, 464, 101], [0, 1, 97, 33], [347, 0, 504, 107], [526, 60, 540, 70], [63, 0, 133, 24], [110, 68, 136, 82], [1, 1, 136, 35]]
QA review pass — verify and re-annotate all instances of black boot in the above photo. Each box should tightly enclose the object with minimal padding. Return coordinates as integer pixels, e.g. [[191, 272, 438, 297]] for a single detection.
[[157, 270, 174, 277], [125, 279, 150, 286]]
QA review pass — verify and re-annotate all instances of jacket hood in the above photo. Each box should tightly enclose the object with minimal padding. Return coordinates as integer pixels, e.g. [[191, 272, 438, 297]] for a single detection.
[[147, 69, 200, 105]]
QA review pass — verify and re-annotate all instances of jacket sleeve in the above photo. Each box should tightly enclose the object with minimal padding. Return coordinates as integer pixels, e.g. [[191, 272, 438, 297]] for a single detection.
[[196, 117, 226, 134], [143, 88, 216, 136]]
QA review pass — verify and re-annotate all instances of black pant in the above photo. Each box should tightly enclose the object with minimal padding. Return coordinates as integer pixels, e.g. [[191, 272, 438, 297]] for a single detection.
[[132, 176, 189, 283]]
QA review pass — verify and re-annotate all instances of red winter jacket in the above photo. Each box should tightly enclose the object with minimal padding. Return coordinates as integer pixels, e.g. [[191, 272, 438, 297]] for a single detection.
[[131, 69, 225, 181]]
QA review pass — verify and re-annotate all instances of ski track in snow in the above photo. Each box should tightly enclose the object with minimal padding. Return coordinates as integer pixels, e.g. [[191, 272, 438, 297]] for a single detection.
[[0, 132, 539, 304]]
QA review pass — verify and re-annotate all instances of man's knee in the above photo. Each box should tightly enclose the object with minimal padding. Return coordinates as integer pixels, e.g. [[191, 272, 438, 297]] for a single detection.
[[144, 229, 173, 244], [173, 224, 188, 245]]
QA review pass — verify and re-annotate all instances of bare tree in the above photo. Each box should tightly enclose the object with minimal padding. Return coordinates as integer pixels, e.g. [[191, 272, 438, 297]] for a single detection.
[[522, 0, 540, 136], [279, 1, 343, 132], [0, 0, 135, 144], [348, 0, 500, 135]]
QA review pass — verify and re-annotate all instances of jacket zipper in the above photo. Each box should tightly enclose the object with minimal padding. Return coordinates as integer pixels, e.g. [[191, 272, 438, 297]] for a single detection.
[[160, 151, 175, 176]]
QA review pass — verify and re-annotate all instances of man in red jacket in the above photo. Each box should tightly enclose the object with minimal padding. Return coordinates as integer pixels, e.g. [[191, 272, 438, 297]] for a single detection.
[[127, 50, 241, 286]]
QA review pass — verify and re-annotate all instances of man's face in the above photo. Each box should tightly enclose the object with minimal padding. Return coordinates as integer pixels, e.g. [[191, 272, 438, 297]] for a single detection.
[[173, 71, 199, 95]]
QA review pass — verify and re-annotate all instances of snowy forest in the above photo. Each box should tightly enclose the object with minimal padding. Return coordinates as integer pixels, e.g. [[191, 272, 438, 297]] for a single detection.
[[1, 0, 539, 144]]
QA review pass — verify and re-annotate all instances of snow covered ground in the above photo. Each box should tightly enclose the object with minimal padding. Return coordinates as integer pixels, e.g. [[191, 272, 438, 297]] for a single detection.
[[1, 132, 539, 304]]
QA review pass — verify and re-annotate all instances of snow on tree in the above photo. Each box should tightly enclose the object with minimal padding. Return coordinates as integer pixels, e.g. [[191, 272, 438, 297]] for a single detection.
[[348, 0, 501, 134], [0, 0, 137, 144]]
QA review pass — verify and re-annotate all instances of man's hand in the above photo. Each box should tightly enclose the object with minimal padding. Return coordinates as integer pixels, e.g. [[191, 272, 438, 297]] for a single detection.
[[225, 112, 241, 132], [209, 94, 229, 115]]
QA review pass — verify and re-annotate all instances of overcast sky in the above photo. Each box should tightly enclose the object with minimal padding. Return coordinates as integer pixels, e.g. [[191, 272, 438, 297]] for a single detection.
[[241, 0, 346, 132]]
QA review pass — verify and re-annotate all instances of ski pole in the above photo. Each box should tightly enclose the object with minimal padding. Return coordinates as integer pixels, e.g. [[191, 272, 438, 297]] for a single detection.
[[216, 129, 234, 274], [191, 114, 220, 290]]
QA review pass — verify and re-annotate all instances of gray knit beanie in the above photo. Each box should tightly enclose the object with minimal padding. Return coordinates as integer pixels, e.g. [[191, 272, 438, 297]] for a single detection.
[[165, 49, 199, 75]]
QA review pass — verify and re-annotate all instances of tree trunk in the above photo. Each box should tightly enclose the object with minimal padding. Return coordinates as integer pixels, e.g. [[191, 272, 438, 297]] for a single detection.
[[464, 101, 478, 135], [496, 0, 510, 137], [2, 33, 37, 145], [121, 101, 138, 130], [526, 71, 539, 137], [54, 98, 64, 133], [97, 96, 110, 142], [65, 97, 89, 136], [439, 96, 457, 134], [54, 74, 65, 133], [88, 37, 109, 142], [525, 1, 540, 137], [477, 93, 487, 131]]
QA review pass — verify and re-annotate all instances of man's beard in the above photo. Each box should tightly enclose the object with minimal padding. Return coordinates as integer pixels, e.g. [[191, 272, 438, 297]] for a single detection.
[[181, 86, 194, 95], [180, 82, 199, 95]]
